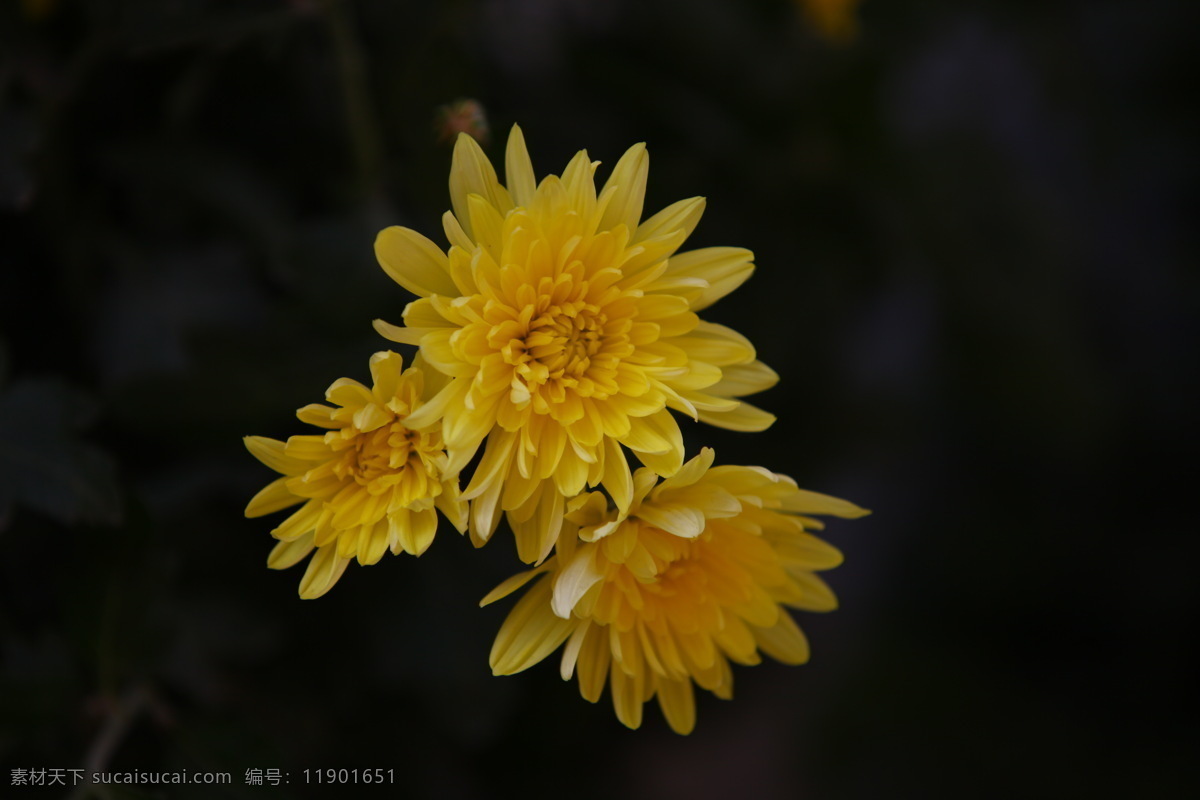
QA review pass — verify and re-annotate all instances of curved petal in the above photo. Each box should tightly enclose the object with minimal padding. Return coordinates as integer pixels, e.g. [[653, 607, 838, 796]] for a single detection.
[[375, 226, 458, 297], [449, 133, 512, 239], [598, 142, 649, 233], [505, 124, 538, 207]]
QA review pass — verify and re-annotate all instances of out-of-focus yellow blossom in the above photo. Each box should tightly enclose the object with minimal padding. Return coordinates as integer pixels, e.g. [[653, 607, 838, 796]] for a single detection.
[[799, 0, 861, 42], [244, 352, 467, 598], [483, 448, 868, 734], [21, 0, 58, 21], [373, 125, 777, 564]]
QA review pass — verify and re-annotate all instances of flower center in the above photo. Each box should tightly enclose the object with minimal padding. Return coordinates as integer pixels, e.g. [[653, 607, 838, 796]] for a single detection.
[[331, 421, 444, 488], [504, 300, 607, 387], [479, 266, 637, 415]]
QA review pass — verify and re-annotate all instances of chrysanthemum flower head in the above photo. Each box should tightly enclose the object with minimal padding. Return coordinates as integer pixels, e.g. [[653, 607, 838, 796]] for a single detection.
[[244, 351, 467, 598], [482, 448, 868, 734], [373, 126, 778, 564]]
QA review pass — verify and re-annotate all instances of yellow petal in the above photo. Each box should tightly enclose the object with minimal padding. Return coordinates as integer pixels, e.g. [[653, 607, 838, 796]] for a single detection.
[[696, 400, 776, 432], [245, 477, 302, 518], [467, 192, 506, 264], [372, 317, 424, 346], [655, 677, 697, 735], [775, 532, 844, 571], [449, 132, 511, 240], [779, 488, 870, 518], [368, 350, 405, 401], [271, 499, 323, 542], [324, 377, 373, 409], [610, 662, 645, 730], [706, 360, 779, 398], [552, 546, 604, 619], [632, 196, 705, 245], [375, 226, 458, 298], [560, 149, 598, 224], [752, 611, 811, 665], [442, 209, 474, 253], [298, 545, 351, 599], [469, 469, 504, 546], [244, 436, 310, 475], [627, 411, 684, 476], [601, 437, 633, 514], [785, 571, 839, 612], [664, 246, 755, 311], [267, 531, 314, 569], [480, 564, 554, 607], [434, 479, 469, 534], [402, 377, 469, 431], [654, 447, 715, 493], [490, 577, 575, 675], [571, 624, 608, 704], [598, 142, 648, 233], [504, 124, 537, 207], [559, 619, 592, 680], [295, 403, 339, 429], [670, 320, 756, 366], [398, 507, 437, 556]]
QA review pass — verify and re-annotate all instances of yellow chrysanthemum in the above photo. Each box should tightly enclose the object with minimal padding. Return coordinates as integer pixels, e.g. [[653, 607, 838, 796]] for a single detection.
[[244, 351, 467, 599], [482, 448, 868, 734], [373, 126, 778, 564]]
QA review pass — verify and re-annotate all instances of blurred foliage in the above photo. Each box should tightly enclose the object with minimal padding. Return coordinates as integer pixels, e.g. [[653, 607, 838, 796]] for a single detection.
[[1, 0, 1197, 798]]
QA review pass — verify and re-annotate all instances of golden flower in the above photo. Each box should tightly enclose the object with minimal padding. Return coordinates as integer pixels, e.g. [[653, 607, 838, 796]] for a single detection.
[[373, 126, 778, 564], [244, 351, 467, 598], [483, 448, 868, 734]]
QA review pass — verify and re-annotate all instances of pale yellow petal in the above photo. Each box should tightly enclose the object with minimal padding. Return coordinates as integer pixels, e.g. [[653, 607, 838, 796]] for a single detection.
[[375, 226, 458, 298], [402, 377, 469, 431], [785, 571, 839, 612], [449, 133, 511, 239], [372, 317, 424, 346], [480, 564, 553, 607], [663, 246, 755, 311], [779, 488, 870, 518], [775, 532, 844, 571], [267, 531, 314, 569], [295, 403, 339, 429], [271, 499, 323, 542], [576, 624, 611, 703], [601, 437, 633, 514], [490, 577, 575, 675], [655, 677, 697, 735], [632, 196, 705, 245], [598, 142, 648, 233], [504, 124, 537, 207], [368, 350, 405, 401], [298, 545, 351, 599], [706, 360, 780, 398], [552, 546, 604, 619], [434, 479, 469, 534], [696, 400, 776, 432], [244, 435, 310, 476], [245, 477, 302, 518], [670, 320, 756, 366], [442, 210, 474, 253], [559, 619, 592, 680], [610, 663, 645, 730], [752, 612, 811, 665]]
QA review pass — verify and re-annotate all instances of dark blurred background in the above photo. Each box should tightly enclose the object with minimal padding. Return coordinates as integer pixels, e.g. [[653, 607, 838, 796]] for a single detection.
[[2, 0, 1197, 797]]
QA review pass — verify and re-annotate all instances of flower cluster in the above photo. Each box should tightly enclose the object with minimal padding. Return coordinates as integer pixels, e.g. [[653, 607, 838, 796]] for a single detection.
[[244, 126, 867, 732]]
